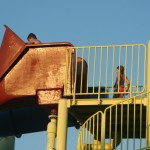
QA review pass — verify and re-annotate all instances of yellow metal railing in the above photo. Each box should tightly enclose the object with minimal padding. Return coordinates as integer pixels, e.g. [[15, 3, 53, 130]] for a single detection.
[[64, 43, 149, 149], [76, 92, 149, 150], [138, 146, 150, 150], [64, 44, 147, 99]]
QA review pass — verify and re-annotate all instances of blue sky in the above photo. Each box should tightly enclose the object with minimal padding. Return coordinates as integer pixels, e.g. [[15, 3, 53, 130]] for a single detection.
[[0, 0, 150, 150]]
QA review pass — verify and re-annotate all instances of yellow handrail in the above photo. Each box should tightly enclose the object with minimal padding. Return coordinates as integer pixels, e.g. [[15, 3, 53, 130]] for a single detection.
[[65, 44, 147, 99], [77, 92, 149, 150]]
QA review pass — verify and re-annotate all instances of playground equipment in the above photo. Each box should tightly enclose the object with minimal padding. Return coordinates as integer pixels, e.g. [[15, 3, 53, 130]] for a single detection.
[[0, 25, 149, 150]]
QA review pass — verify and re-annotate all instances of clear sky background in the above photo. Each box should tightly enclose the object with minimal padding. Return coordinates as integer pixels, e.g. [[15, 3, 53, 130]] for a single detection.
[[0, 0, 150, 150]]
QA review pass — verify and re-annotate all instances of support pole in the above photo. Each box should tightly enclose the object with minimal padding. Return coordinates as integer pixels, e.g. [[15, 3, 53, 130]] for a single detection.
[[56, 99, 68, 150], [47, 109, 57, 150], [0, 136, 15, 150], [146, 41, 150, 147]]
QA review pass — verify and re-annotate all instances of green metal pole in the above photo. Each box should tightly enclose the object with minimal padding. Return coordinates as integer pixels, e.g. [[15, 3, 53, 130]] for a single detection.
[[0, 136, 15, 150], [56, 99, 68, 150]]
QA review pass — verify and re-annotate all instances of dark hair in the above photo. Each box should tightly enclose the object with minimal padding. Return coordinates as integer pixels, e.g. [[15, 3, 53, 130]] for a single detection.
[[27, 33, 37, 40], [117, 65, 124, 74]]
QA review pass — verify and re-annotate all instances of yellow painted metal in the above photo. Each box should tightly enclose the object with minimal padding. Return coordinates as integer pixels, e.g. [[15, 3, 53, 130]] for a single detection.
[[63, 42, 149, 149], [47, 118, 57, 150], [77, 140, 113, 150], [76, 92, 148, 150], [146, 41, 150, 147], [64, 44, 147, 102], [0, 136, 15, 150], [101, 113, 105, 150], [138, 145, 150, 150], [56, 99, 68, 150]]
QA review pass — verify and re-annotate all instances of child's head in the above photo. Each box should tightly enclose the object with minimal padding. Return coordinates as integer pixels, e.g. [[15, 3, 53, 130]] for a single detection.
[[27, 33, 37, 43], [117, 65, 124, 74]]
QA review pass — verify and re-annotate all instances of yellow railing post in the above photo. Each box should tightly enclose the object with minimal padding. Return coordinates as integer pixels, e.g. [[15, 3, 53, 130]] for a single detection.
[[101, 113, 105, 150], [146, 41, 150, 147]]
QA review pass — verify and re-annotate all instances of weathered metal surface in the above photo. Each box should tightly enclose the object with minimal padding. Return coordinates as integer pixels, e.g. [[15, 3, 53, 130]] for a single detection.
[[0, 25, 74, 106], [5, 46, 70, 93], [0, 25, 81, 136], [0, 25, 25, 79], [37, 89, 62, 105]]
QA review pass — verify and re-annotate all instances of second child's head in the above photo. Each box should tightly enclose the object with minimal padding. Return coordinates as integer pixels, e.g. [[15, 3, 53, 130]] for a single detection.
[[117, 65, 124, 75]]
